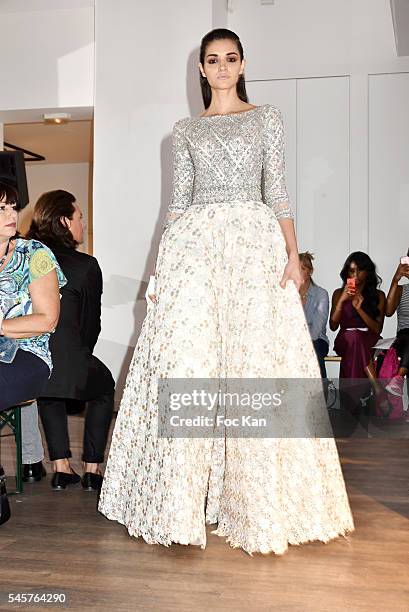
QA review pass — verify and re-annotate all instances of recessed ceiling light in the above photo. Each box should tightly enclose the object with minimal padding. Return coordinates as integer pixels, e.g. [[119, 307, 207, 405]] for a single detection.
[[42, 113, 71, 125]]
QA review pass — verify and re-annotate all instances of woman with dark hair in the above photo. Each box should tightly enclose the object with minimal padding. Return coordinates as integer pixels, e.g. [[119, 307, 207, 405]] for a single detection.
[[298, 251, 329, 379], [99, 28, 353, 554], [27, 190, 114, 492], [384, 253, 409, 398], [0, 182, 65, 410], [330, 252, 385, 387]]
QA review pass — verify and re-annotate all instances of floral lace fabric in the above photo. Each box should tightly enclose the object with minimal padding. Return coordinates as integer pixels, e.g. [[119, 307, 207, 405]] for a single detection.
[[99, 197, 354, 554]]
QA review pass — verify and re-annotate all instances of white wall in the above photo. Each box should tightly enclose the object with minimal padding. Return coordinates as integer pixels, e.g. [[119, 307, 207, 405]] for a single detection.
[[93, 0, 219, 397], [18, 163, 90, 252], [0, 6, 94, 110], [229, 0, 409, 79], [231, 0, 409, 347], [93, 0, 409, 393]]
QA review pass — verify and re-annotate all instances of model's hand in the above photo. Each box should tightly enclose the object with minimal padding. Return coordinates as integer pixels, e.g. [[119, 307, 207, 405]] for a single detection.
[[146, 275, 157, 304], [352, 292, 364, 311], [280, 257, 302, 290]]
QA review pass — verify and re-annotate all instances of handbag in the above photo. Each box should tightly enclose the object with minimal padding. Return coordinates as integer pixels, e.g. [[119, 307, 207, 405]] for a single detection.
[[0, 307, 19, 364], [0, 336, 18, 364], [0, 465, 11, 526], [375, 347, 404, 420]]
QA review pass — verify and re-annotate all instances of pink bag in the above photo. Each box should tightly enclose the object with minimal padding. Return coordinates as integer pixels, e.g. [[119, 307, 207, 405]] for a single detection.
[[376, 347, 404, 420]]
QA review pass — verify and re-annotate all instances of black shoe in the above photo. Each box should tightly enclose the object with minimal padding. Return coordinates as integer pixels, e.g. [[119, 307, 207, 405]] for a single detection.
[[23, 461, 46, 483], [81, 472, 103, 492], [0, 466, 11, 526], [51, 471, 81, 490]]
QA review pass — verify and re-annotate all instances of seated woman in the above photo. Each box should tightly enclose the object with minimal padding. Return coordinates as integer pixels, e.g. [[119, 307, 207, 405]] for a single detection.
[[330, 252, 385, 411], [27, 190, 115, 492], [298, 251, 329, 379], [0, 182, 66, 411], [384, 253, 409, 398]]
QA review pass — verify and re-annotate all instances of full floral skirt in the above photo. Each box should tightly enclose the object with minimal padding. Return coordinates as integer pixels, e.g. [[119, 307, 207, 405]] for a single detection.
[[98, 201, 354, 555]]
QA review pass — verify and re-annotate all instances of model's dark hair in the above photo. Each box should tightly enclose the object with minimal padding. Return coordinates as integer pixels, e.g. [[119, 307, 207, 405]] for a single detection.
[[340, 251, 382, 319], [199, 28, 248, 109], [0, 181, 18, 205], [26, 189, 78, 249]]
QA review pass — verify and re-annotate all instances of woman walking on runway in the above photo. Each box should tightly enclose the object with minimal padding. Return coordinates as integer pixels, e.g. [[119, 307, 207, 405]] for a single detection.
[[99, 28, 354, 555]]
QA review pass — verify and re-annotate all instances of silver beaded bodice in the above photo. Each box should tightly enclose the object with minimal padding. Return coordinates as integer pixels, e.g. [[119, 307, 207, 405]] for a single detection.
[[166, 104, 293, 226]]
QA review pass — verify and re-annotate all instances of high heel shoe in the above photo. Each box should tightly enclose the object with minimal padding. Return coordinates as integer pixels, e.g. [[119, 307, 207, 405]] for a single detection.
[[81, 472, 103, 492], [51, 470, 81, 490], [23, 461, 46, 483]]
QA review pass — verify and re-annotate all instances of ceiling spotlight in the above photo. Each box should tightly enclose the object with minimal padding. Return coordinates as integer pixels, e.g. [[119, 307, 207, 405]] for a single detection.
[[43, 113, 71, 125]]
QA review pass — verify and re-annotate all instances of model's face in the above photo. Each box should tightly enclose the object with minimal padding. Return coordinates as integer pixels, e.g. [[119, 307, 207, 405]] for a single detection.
[[64, 204, 85, 244], [199, 39, 245, 91], [0, 196, 18, 242], [348, 261, 367, 285], [300, 263, 312, 283]]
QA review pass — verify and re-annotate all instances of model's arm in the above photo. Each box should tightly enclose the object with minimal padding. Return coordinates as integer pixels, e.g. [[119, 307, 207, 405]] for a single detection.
[[261, 106, 300, 288], [149, 120, 195, 299], [163, 119, 194, 231], [385, 263, 408, 316]]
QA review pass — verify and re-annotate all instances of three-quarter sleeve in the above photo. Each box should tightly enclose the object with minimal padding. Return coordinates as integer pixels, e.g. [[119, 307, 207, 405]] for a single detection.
[[261, 106, 294, 221], [164, 118, 194, 230]]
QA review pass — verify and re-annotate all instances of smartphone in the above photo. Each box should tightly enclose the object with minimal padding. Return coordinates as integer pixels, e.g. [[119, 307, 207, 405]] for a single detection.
[[400, 256, 409, 265], [346, 278, 356, 293]]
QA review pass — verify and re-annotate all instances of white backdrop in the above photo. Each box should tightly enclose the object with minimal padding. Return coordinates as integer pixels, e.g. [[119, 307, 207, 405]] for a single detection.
[[19, 163, 90, 253], [93, 0, 409, 396]]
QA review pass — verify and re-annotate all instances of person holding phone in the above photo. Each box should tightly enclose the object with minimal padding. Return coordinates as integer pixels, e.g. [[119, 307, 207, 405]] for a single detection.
[[330, 252, 385, 392], [384, 250, 409, 398]]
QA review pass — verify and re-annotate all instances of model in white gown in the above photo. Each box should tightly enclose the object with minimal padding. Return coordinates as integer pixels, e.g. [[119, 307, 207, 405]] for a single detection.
[[98, 104, 354, 554]]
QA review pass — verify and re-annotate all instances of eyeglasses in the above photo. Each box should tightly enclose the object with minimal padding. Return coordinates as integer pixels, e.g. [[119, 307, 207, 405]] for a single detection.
[[0, 203, 18, 215]]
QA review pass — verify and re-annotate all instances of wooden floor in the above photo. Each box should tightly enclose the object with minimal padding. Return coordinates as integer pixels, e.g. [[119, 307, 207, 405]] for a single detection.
[[0, 415, 408, 612]]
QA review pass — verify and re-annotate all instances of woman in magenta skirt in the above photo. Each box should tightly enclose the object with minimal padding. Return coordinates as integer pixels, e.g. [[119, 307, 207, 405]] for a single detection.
[[330, 252, 385, 415]]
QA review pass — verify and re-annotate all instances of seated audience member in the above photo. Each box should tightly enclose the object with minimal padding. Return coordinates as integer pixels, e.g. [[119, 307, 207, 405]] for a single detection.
[[384, 253, 409, 398], [0, 182, 66, 410], [330, 252, 385, 411], [27, 190, 114, 492], [298, 251, 329, 379]]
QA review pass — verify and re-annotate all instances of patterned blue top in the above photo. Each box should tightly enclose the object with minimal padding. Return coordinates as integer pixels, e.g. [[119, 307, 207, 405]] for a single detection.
[[0, 238, 67, 370]]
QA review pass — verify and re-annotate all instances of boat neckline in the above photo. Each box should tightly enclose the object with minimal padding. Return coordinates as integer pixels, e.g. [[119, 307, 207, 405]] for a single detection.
[[196, 104, 265, 119]]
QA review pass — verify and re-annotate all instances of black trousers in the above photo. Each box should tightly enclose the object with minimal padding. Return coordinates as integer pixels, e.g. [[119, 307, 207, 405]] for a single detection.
[[0, 350, 49, 412], [38, 356, 114, 464], [393, 328, 409, 371]]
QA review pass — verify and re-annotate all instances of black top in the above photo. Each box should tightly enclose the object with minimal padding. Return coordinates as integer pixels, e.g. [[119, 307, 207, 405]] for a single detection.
[[42, 245, 103, 399]]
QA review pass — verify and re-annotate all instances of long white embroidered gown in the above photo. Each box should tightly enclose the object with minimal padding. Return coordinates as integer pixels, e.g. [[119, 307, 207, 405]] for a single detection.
[[98, 104, 354, 554]]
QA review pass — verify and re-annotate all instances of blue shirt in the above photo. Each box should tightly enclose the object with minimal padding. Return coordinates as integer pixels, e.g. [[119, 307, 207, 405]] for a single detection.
[[0, 238, 67, 370], [303, 283, 329, 345]]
